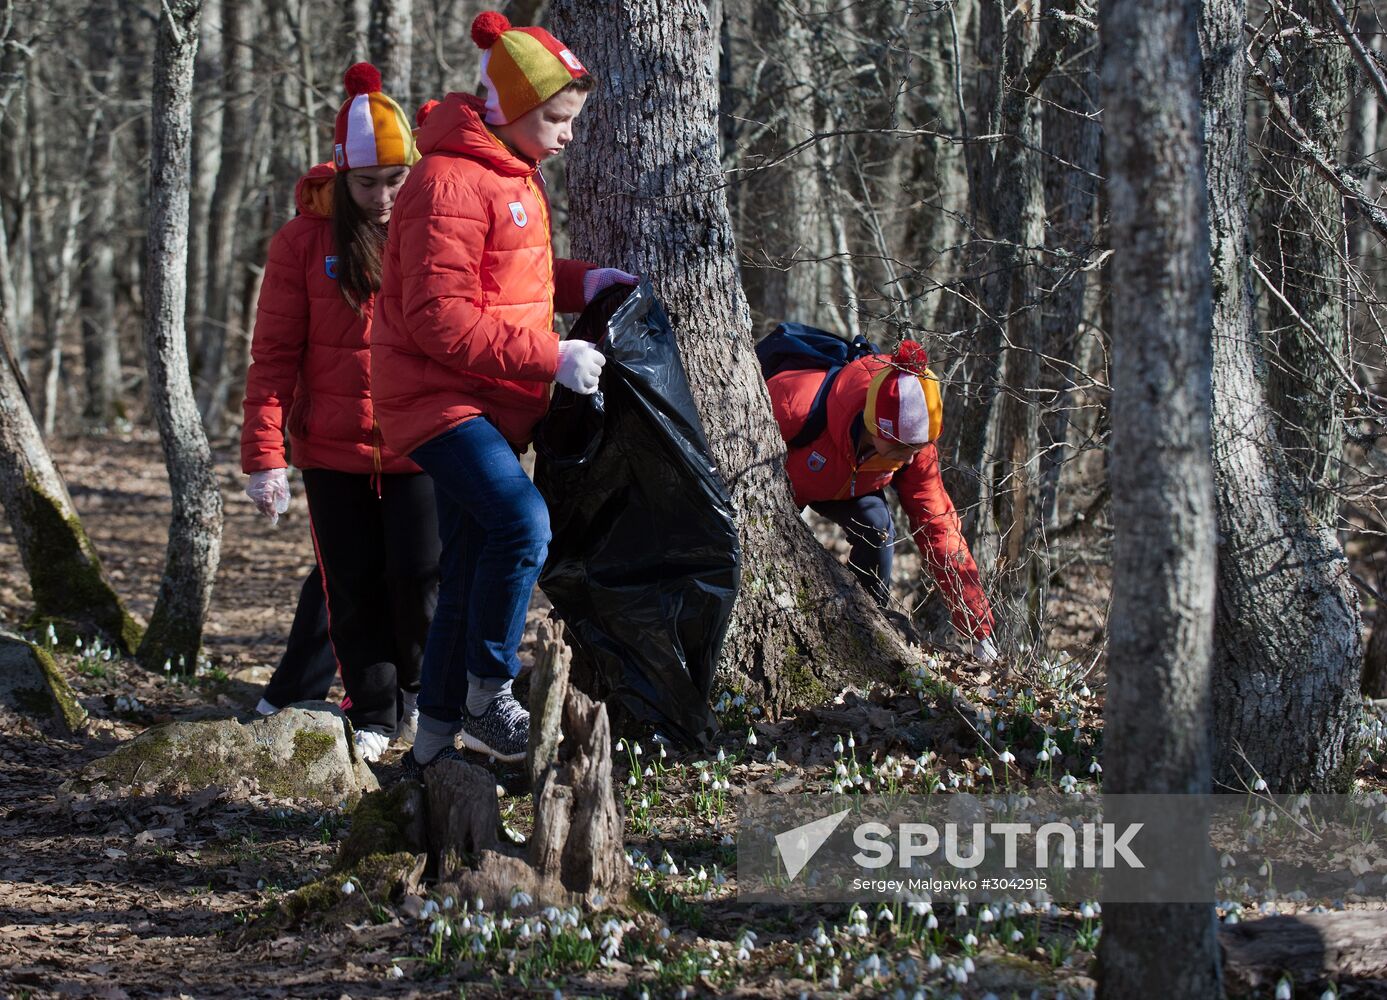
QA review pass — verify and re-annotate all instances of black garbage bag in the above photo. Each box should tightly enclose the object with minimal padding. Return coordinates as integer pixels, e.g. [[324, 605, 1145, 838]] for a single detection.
[[533, 280, 740, 748]]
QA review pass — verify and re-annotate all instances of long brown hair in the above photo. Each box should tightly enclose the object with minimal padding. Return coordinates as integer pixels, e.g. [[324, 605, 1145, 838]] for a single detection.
[[331, 172, 387, 314]]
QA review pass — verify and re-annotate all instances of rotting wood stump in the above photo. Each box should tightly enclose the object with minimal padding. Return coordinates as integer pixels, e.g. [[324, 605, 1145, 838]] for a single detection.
[[1220, 912, 1387, 992], [420, 619, 629, 910]]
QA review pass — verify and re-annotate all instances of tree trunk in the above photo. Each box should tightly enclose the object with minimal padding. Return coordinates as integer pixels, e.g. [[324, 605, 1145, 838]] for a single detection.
[[138, 0, 223, 674], [725, 0, 832, 333], [194, 0, 255, 435], [0, 316, 140, 651], [550, 0, 916, 711], [1039, 41, 1100, 530], [1259, 0, 1351, 528], [186, 0, 223, 357], [369, 0, 413, 105], [1096, 0, 1223, 995], [1205, 0, 1361, 792]]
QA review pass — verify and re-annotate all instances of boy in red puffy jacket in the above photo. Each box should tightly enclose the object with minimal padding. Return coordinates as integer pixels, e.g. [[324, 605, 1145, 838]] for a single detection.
[[374, 12, 635, 767], [767, 343, 999, 661]]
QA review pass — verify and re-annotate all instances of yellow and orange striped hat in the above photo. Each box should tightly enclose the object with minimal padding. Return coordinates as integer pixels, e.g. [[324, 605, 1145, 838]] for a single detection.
[[864, 342, 944, 445], [332, 63, 418, 171], [472, 10, 588, 125]]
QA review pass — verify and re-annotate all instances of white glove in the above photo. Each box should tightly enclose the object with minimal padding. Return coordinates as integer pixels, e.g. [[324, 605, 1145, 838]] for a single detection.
[[973, 636, 999, 663], [555, 340, 606, 395], [247, 468, 290, 525], [582, 267, 639, 304]]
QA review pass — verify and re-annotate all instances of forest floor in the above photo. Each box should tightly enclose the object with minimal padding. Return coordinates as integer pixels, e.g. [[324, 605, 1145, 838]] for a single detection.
[[0, 430, 1385, 999]]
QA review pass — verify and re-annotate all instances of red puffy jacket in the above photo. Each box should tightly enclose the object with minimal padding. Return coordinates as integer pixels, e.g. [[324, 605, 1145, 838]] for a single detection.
[[768, 356, 995, 640], [372, 93, 592, 455], [240, 163, 416, 475]]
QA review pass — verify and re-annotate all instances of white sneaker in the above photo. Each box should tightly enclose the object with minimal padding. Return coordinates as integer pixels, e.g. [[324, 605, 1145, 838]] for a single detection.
[[354, 729, 390, 762], [255, 697, 279, 716], [397, 707, 420, 747]]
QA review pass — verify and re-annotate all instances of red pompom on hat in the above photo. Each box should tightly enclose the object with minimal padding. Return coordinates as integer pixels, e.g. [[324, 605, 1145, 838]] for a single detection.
[[415, 99, 441, 127], [891, 340, 930, 372], [472, 10, 511, 48], [343, 62, 383, 97]]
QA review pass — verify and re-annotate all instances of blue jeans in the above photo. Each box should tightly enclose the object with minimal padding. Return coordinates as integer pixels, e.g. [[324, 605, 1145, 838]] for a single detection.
[[809, 490, 894, 606], [410, 417, 550, 724]]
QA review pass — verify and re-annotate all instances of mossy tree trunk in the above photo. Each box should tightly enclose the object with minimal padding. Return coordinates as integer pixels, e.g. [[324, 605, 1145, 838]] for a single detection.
[[139, 0, 223, 674], [550, 0, 918, 713], [0, 316, 140, 651]]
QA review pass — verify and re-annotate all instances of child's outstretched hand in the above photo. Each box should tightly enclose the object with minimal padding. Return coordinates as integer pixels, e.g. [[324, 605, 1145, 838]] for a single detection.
[[247, 468, 291, 526], [583, 267, 638, 304], [556, 340, 606, 395]]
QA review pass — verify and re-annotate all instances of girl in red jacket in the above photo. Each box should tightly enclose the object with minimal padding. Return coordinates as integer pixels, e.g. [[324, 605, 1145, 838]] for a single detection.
[[241, 65, 441, 761], [768, 343, 999, 661], [374, 12, 635, 768]]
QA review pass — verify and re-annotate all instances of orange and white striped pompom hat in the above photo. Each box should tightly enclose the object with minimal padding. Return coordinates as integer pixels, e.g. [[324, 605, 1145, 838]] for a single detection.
[[332, 63, 418, 171], [471, 10, 588, 125], [864, 341, 944, 445]]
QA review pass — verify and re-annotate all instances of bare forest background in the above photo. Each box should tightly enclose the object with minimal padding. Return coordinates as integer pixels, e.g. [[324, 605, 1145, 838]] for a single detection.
[[2, 0, 1387, 778]]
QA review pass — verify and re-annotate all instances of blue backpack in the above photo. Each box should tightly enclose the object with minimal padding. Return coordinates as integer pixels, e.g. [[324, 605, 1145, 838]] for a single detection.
[[754, 322, 880, 449]]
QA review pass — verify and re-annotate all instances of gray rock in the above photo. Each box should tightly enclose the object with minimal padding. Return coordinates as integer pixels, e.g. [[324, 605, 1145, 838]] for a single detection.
[[67, 705, 378, 805], [0, 632, 86, 735]]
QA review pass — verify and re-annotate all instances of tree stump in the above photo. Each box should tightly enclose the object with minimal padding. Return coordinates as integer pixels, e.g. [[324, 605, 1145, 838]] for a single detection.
[[1220, 912, 1387, 991], [417, 621, 628, 910]]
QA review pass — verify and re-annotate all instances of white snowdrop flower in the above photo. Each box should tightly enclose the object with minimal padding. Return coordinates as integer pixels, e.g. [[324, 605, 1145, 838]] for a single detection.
[[388, 964, 404, 979], [510, 889, 533, 909], [443, 895, 455, 910], [908, 900, 930, 916], [1275, 982, 1292, 1000], [926, 913, 939, 930], [1089, 759, 1102, 774], [927, 953, 942, 971], [1011, 929, 1025, 943], [834, 737, 845, 754], [955, 901, 968, 917], [963, 956, 976, 973], [341, 880, 355, 895], [1254, 778, 1269, 792], [1037, 749, 1050, 762], [668, 861, 679, 876], [979, 906, 995, 923], [1221, 853, 1237, 869], [1321, 991, 1338, 1000], [473, 897, 484, 912], [1080, 903, 1096, 919], [579, 925, 593, 940], [813, 926, 830, 948], [627, 775, 637, 787], [747, 730, 758, 746], [999, 750, 1016, 764], [963, 932, 978, 947], [721, 833, 735, 846], [1079, 685, 1091, 698], [829, 964, 841, 990], [847, 735, 856, 749], [659, 744, 668, 759], [660, 927, 671, 940], [877, 905, 894, 922], [979, 764, 993, 778], [699, 769, 711, 784], [634, 743, 643, 755], [836, 762, 849, 777], [767, 749, 778, 763], [420, 899, 439, 918], [717, 748, 726, 762], [644, 767, 654, 778]]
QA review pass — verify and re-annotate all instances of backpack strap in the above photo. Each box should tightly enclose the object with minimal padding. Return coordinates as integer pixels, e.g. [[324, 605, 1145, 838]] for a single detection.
[[789, 365, 844, 449]]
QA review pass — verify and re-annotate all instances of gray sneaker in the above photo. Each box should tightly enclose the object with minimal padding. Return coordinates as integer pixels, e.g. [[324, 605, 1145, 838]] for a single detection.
[[460, 691, 530, 763]]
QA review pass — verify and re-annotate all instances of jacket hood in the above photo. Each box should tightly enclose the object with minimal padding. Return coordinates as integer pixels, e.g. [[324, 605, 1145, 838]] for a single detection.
[[414, 92, 536, 177], [295, 162, 337, 219]]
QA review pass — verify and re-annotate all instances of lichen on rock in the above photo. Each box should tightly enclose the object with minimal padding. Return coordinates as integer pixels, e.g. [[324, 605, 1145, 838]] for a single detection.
[[0, 632, 87, 735], [64, 705, 378, 805]]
